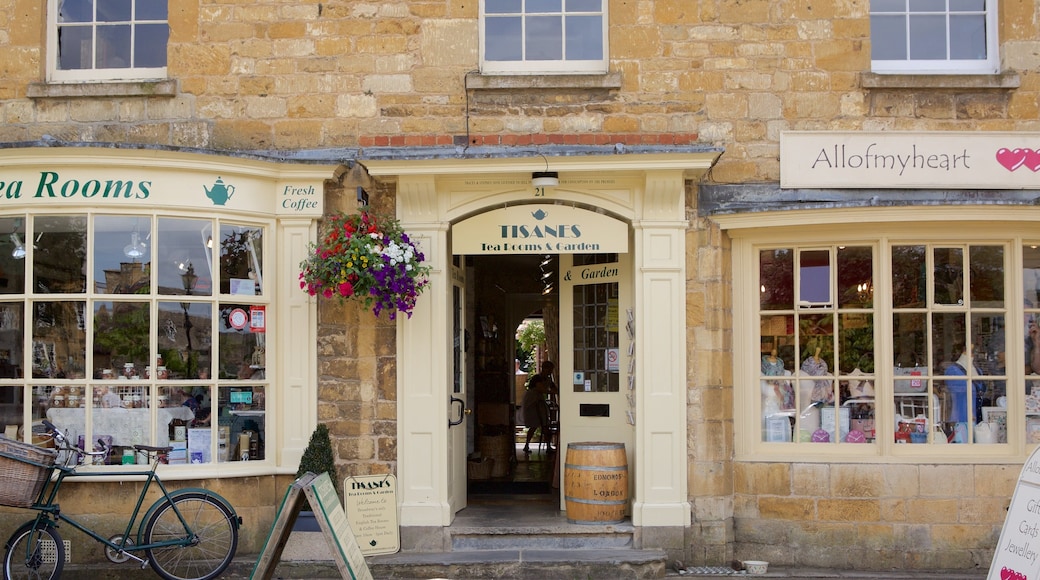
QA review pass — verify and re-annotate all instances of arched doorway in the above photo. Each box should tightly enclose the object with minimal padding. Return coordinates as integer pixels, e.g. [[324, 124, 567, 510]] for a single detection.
[[368, 158, 704, 535], [459, 249, 638, 508]]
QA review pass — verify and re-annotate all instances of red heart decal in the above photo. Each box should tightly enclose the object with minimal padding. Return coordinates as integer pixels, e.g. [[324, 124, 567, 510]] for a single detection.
[[997, 148, 1028, 171], [1000, 566, 1014, 580], [1025, 149, 1040, 172]]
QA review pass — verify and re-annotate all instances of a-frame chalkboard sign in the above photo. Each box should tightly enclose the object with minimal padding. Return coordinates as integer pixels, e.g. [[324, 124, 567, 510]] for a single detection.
[[251, 472, 372, 580]]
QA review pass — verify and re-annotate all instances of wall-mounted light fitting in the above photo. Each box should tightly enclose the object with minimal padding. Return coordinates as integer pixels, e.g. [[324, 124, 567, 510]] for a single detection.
[[532, 171, 559, 188], [9, 234, 25, 260]]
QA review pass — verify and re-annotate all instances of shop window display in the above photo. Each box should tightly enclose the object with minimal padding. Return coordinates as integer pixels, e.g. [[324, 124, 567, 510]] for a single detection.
[[0, 213, 269, 467], [755, 242, 1019, 451], [892, 245, 1005, 444], [758, 246, 876, 444]]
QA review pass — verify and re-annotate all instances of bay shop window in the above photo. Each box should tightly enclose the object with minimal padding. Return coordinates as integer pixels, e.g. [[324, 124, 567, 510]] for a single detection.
[[751, 239, 1040, 452], [0, 213, 270, 467]]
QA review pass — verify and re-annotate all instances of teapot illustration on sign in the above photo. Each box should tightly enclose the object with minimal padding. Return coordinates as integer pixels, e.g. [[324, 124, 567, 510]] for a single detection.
[[204, 177, 236, 206]]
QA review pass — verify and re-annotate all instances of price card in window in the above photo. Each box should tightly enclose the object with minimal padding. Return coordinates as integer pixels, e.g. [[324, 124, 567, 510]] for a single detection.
[[250, 306, 266, 333]]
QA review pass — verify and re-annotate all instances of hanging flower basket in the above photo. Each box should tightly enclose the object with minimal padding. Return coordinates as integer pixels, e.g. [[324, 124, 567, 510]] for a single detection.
[[299, 209, 431, 319]]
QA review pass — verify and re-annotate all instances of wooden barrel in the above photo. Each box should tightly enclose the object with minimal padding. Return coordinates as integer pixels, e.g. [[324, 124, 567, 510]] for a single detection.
[[564, 442, 628, 524]]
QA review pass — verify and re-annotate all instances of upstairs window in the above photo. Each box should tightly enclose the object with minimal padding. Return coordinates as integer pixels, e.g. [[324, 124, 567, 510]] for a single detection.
[[869, 0, 998, 75], [47, 0, 168, 83], [480, 0, 607, 75]]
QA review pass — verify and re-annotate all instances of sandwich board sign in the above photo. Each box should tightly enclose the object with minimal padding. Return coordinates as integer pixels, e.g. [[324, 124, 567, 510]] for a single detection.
[[989, 446, 1040, 580], [251, 472, 372, 580]]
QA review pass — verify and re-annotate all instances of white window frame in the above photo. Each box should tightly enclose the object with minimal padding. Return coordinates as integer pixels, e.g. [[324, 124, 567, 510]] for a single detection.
[[479, 0, 608, 75], [870, 0, 999, 75], [733, 231, 1033, 461], [46, 0, 168, 84], [6, 211, 273, 470]]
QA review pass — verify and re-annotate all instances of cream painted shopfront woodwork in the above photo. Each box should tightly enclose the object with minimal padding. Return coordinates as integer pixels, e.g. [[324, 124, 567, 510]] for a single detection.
[[460, 204, 636, 511], [719, 132, 1040, 458], [362, 150, 717, 528], [0, 147, 332, 475]]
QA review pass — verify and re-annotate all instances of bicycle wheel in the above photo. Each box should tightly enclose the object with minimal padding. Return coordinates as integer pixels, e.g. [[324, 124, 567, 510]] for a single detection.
[[3, 521, 64, 580], [142, 493, 238, 580]]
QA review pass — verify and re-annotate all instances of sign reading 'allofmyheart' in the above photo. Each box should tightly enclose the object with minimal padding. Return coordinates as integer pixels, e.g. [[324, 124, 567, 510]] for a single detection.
[[452, 204, 628, 255], [781, 131, 1040, 189]]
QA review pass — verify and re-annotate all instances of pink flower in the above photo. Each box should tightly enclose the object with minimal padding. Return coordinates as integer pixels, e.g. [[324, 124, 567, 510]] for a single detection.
[[322, 288, 334, 299], [338, 281, 354, 297]]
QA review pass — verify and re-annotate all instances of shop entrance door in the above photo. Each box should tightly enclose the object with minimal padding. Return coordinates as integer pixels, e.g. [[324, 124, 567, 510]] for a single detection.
[[448, 261, 468, 515], [558, 253, 634, 511]]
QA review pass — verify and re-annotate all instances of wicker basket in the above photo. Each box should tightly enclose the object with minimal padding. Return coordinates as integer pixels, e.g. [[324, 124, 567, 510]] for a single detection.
[[478, 433, 513, 477], [0, 437, 57, 508], [467, 457, 495, 480]]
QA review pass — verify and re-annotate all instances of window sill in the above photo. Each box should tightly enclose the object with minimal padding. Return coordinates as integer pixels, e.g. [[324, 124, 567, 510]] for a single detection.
[[27, 79, 178, 99], [861, 72, 1020, 90], [466, 72, 622, 91]]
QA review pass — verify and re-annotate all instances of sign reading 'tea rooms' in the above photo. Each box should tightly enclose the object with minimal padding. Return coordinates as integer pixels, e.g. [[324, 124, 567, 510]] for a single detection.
[[0, 148, 333, 216]]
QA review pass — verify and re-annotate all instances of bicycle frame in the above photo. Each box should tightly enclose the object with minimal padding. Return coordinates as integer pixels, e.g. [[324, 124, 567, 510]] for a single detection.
[[3, 438, 228, 570], [5, 422, 241, 580], [25, 460, 200, 564]]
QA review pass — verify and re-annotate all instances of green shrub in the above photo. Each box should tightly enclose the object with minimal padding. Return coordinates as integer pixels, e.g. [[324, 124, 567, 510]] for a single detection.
[[296, 423, 338, 511]]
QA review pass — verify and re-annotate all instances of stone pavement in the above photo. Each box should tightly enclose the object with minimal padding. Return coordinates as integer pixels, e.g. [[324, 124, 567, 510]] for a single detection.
[[59, 557, 993, 579]]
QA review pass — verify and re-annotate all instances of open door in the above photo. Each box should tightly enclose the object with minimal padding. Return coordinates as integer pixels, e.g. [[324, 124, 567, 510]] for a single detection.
[[558, 253, 634, 511], [448, 260, 468, 515]]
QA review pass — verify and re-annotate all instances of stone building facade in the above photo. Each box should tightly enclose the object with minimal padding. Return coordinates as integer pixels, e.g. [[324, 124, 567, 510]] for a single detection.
[[0, 0, 1038, 572]]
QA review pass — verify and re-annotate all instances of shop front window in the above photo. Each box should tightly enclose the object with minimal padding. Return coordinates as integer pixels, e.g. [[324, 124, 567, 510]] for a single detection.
[[891, 244, 1005, 444], [0, 213, 269, 468], [1023, 245, 1040, 444], [759, 246, 875, 444], [754, 241, 1019, 451]]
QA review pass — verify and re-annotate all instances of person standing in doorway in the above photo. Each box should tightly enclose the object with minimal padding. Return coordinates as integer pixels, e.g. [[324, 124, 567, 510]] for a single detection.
[[522, 360, 558, 454]]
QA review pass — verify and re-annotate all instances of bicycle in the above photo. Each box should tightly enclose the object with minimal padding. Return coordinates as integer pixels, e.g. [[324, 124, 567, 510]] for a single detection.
[[1, 420, 241, 580]]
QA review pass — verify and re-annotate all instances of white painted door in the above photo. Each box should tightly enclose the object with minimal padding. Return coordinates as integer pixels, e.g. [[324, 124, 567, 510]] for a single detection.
[[558, 253, 634, 510], [448, 262, 468, 515]]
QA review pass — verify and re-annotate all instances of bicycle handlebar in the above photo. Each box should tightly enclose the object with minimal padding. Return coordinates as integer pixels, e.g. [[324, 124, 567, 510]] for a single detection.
[[41, 419, 176, 467], [42, 419, 112, 464]]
